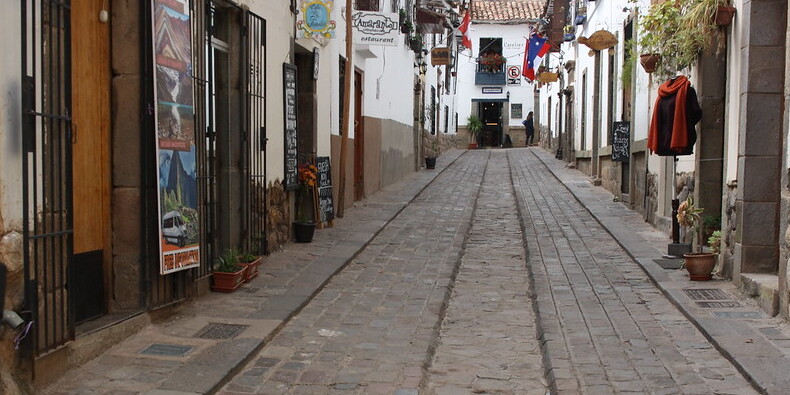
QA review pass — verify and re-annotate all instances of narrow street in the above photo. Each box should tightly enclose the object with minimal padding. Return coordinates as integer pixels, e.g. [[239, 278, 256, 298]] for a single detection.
[[215, 149, 755, 394]]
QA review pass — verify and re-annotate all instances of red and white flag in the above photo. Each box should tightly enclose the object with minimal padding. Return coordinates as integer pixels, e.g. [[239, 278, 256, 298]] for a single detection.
[[458, 10, 472, 50]]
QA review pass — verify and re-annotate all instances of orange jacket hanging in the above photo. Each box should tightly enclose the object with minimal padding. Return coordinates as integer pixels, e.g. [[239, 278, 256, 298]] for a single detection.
[[647, 76, 702, 156]]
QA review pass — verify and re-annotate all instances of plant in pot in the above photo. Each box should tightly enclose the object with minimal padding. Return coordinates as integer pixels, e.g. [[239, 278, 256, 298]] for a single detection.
[[212, 249, 246, 292], [423, 133, 439, 169], [293, 162, 317, 243], [677, 197, 717, 280], [563, 25, 575, 42], [479, 52, 506, 73], [238, 251, 262, 282], [466, 114, 482, 149]]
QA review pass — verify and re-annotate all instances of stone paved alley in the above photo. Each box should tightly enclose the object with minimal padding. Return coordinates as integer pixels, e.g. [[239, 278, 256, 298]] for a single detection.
[[46, 148, 780, 394], [216, 149, 753, 394]]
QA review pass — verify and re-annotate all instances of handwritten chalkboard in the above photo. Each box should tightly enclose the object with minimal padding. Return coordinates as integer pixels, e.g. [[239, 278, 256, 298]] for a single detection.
[[612, 121, 630, 162], [283, 64, 298, 189], [315, 156, 335, 224]]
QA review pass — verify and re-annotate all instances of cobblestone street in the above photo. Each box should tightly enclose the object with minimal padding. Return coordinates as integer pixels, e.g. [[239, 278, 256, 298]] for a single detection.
[[218, 149, 756, 394]]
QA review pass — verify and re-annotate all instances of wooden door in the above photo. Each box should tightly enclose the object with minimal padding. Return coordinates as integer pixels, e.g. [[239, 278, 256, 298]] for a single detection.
[[353, 70, 364, 201], [71, 0, 110, 323]]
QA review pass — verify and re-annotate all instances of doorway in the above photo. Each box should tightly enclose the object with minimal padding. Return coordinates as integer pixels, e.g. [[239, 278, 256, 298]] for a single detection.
[[478, 101, 502, 147], [71, 0, 111, 325]]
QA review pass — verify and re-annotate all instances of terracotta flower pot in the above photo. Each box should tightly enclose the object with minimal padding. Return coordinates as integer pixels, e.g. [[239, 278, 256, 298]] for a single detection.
[[716, 5, 736, 27], [238, 256, 262, 282], [211, 266, 246, 292], [683, 252, 717, 281], [639, 54, 660, 73]]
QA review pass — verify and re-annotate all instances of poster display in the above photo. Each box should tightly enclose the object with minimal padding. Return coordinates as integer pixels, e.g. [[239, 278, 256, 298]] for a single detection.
[[152, 0, 199, 274]]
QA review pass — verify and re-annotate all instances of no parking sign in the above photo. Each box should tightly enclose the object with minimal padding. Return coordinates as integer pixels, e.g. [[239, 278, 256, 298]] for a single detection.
[[507, 65, 521, 85]]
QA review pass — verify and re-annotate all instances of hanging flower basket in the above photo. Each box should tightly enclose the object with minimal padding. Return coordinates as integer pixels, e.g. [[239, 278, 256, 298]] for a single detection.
[[715, 5, 736, 26], [639, 53, 660, 73]]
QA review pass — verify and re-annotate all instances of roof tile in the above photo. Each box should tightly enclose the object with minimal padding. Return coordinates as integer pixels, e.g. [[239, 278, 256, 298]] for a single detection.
[[471, 0, 546, 21]]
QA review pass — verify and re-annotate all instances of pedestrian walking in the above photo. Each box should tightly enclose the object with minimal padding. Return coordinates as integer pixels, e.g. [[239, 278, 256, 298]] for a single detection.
[[522, 111, 535, 146]]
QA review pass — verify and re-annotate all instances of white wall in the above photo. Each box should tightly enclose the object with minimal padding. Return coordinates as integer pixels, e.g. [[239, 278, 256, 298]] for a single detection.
[[456, 23, 536, 127], [244, 0, 294, 183], [0, 2, 22, 230]]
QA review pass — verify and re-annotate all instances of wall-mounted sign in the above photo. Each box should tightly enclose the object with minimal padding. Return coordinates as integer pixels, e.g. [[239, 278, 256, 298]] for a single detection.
[[152, 0, 199, 274], [507, 65, 521, 85], [352, 11, 399, 46], [482, 87, 503, 94], [283, 64, 299, 190], [511, 103, 523, 118], [612, 121, 630, 162], [297, 0, 336, 39], [431, 47, 450, 66]]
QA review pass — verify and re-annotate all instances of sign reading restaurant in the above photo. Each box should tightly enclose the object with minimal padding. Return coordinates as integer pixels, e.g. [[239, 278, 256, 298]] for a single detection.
[[352, 11, 399, 46]]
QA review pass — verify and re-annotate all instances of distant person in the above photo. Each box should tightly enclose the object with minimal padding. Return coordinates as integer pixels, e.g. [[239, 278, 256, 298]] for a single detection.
[[522, 111, 535, 146]]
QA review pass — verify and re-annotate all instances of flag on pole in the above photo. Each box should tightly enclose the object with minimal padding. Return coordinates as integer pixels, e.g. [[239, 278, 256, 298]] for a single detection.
[[458, 10, 472, 50], [522, 33, 550, 81]]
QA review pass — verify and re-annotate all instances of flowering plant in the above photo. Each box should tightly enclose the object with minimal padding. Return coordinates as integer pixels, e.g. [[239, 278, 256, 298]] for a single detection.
[[480, 53, 506, 66], [296, 162, 317, 223], [677, 196, 704, 253]]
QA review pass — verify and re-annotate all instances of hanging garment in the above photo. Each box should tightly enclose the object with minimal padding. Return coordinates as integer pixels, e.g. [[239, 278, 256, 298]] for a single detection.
[[647, 76, 702, 156]]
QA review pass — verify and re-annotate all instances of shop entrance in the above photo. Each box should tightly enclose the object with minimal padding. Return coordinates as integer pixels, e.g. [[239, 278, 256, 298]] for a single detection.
[[478, 101, 503, 147]]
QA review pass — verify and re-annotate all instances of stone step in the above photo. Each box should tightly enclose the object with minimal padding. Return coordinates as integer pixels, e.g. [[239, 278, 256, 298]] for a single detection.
[[739, 273, 779, 316]]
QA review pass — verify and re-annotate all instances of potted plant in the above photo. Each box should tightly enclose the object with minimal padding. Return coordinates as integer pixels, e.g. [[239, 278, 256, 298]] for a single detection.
[[563, 25, 575, 42], [677, 197, 717, 280], [424, 133, 439, 169], [636, 0, 732, 78], [409, 33, 423, 52], [238, 251, 262, 282], [467, 114, 482, 149], [212, 249, 246, 292], [293, 162, 317, 243], [479, 52, 506, 72]]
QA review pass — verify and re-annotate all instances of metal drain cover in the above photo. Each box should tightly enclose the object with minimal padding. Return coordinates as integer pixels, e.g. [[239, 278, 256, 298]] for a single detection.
[[696, 301, 742, 308], [683, 288, 731, 301], [194, 323, 249, 340], [140, 343, 193, 356]]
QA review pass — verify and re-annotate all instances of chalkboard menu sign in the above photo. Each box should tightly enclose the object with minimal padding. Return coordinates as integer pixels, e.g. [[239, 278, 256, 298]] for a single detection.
[[315, 156, 335, 224], [612, 121, 630, 162], [283, 64, 298, 189]]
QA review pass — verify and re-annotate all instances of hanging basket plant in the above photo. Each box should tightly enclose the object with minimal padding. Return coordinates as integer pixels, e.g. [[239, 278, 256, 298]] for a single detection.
[[639, 53, 660, 73]]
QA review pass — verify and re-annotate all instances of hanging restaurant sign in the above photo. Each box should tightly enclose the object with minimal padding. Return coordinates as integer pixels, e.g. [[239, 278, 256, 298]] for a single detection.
[[151, 0, 200, 274], [352, 11, 399, 46], [297, 0, 337, 39], [431, 47, 450, 66]]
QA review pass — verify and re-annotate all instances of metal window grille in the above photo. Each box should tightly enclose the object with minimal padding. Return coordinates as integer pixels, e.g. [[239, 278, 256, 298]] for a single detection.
[[243, 12, 267, 255], [21, 0, 75, 355]]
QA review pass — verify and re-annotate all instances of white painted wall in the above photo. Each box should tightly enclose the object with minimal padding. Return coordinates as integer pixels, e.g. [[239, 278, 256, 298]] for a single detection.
[[0, 2, 23, 230], [456, 22, 536, 128]]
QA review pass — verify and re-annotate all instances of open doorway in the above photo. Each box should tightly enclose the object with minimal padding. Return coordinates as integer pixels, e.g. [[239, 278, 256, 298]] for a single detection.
[[478, 101, 503, 147]]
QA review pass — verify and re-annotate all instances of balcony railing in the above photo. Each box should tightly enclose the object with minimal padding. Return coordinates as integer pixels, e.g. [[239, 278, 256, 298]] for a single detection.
[[475, 62, 506, 85]]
